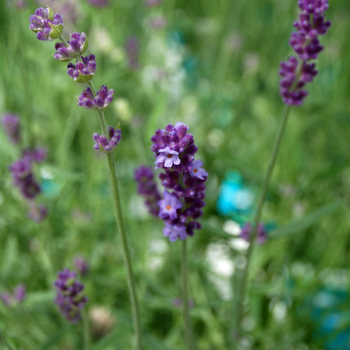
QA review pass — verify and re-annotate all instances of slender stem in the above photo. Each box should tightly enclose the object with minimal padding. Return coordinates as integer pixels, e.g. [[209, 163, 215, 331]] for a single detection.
[[232, 105, 292, 348], [93, 102, 143, 350], [0, 330, 15, 350], [82, 310, 90, 350], [182, 239, 193, 350], [59, 36, 69, 46]]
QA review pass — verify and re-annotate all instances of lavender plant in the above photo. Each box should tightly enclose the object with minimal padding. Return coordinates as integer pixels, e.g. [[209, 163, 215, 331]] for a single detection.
[[233, 0, 331, 346], [29, 6, 143, 349]]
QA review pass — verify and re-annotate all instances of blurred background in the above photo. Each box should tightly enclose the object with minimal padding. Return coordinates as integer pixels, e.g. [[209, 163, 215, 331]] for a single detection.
[[0, 0, 349, 349]]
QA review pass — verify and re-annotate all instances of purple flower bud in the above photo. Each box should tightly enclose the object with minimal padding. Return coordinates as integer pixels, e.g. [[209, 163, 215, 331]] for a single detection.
[[67, 54, 96, 83], [29, 6, 64, 41], [1, 114, 20, 144], [134, 166, 162, 216], [54, 268, 88, 323], [93, 126, 121, 153], [54, 32, 88, 62], [74, 255, 89, 276], [78, 85, 114, 110], [240, 222, 267, 244]]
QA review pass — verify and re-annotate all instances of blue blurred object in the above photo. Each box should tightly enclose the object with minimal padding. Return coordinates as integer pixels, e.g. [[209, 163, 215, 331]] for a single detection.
[[310, 287, 350, 350], [216, 171, 255, 223]]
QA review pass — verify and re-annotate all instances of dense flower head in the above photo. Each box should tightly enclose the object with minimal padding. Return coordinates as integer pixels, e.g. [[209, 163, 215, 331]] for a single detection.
[[78, 85, 114, 110], [279, 0, 331, 106], [54, 32, 88, 62], [0, 284, 26, 307], [134, 166, 162, 216], [1, 114, 21, 144], [67, 54, 96, 83], [151, 123, 207, 241], [93, 126, 121, 152], [29, 6, 64, 41], [54, 268, 88, 323], [240, 222, 267, 244]]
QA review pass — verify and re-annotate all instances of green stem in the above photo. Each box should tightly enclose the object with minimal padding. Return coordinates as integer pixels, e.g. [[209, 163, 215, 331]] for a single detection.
[[91, 84, 143, 349], [182, 239, 193, 350], [0, 330, 15, 350], [232, 105, 291, 348], [82, 310, 90, 350], [59, 36, 69, 46]]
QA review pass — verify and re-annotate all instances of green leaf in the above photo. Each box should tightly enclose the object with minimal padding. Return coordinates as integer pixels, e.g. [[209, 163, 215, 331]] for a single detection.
[[269, 202, 342, 239]]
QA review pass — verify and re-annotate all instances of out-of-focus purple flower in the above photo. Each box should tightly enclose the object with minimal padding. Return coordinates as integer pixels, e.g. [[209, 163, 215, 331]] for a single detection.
[[29, 6, 64, 41], [279, 0, 331, 106], [149, 16, 167, 30], [78, 85, 114, 110], [93, 126, 121, 152], [89, 0, 110, 7], [23, 147, 48, 163], [28, 203, 48, 222], [16, 0, 27, 9], [54, 32, 88, 62], [134, 166, 162, 216], [74, 255, 89, 276], [0, 292, 13, 307], [13, 284, 26, 302], [36, 0, 79, 25], [172, 298, 194, 308], [54, 268, 88, 323], [240, 222, 267, 244], [151, 123, 207, 241], [163, 222, 187, 242], [155, 147, 181, 169], [67, 54, 96, 83], [125, 36, 139, 70], [1, 114, 20, 144], [158, 190, 183, 220], [145, 0, 162, 7], [9, 159, 41, 200]]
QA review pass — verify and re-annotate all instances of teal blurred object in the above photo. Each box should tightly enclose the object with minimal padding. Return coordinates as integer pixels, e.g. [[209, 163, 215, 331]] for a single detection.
[[41, 179, 61, 198], [310, 287, 350, 350], [216, 171, 255, 223]]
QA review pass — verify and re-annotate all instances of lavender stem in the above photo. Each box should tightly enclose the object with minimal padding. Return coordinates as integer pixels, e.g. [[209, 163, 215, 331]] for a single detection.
[[182, 239, 194, 350], [82, 310, 90, 350], [89, 82, 143, 350], [232, 105, 291, 348]]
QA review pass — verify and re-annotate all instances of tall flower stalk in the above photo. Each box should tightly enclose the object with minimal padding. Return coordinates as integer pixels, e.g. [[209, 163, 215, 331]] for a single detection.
[[29, 6, 143, 349], [232, 0, 331, 347]]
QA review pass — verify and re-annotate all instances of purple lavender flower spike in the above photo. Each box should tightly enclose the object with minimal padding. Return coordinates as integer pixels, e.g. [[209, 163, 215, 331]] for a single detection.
[[74, 255, 89, 276], [163, 223, 187, 242], [13, 284, 26, 303], [155, 147, 181, 169], [54, 32, 88, 62], [134, 166, 162, 216], [125, 36, 139, 70], [78, 85, 114, 110], [1, 114, 20, 144], [67, 54, 96, 83], [54, 268, 88, 323], [240, 222, 267, 244], [279, 0, 331, 106], [29, 6, 64, 41], [28, 203, 48, 223], [158, 190, 183, 220], [93, 126, 121, 153]]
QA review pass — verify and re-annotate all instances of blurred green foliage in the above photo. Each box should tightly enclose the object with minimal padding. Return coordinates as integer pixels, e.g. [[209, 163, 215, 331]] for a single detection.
[[0, 0, 350, 349]]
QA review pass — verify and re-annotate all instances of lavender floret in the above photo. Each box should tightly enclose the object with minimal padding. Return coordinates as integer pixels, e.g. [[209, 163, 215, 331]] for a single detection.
[[279, 0, 331, 106], [134, 166, 162, 217], [158, 190, 183, 220], [54, 268, 88, 323], [78, 85, 114, 110], [93, 126, 121, 152], [29, 6, 64, 41], [240, 222, 267, 244], [1, 114, 20, 144], [67, 54, 96, 83], [54, 32, 88, 62]]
